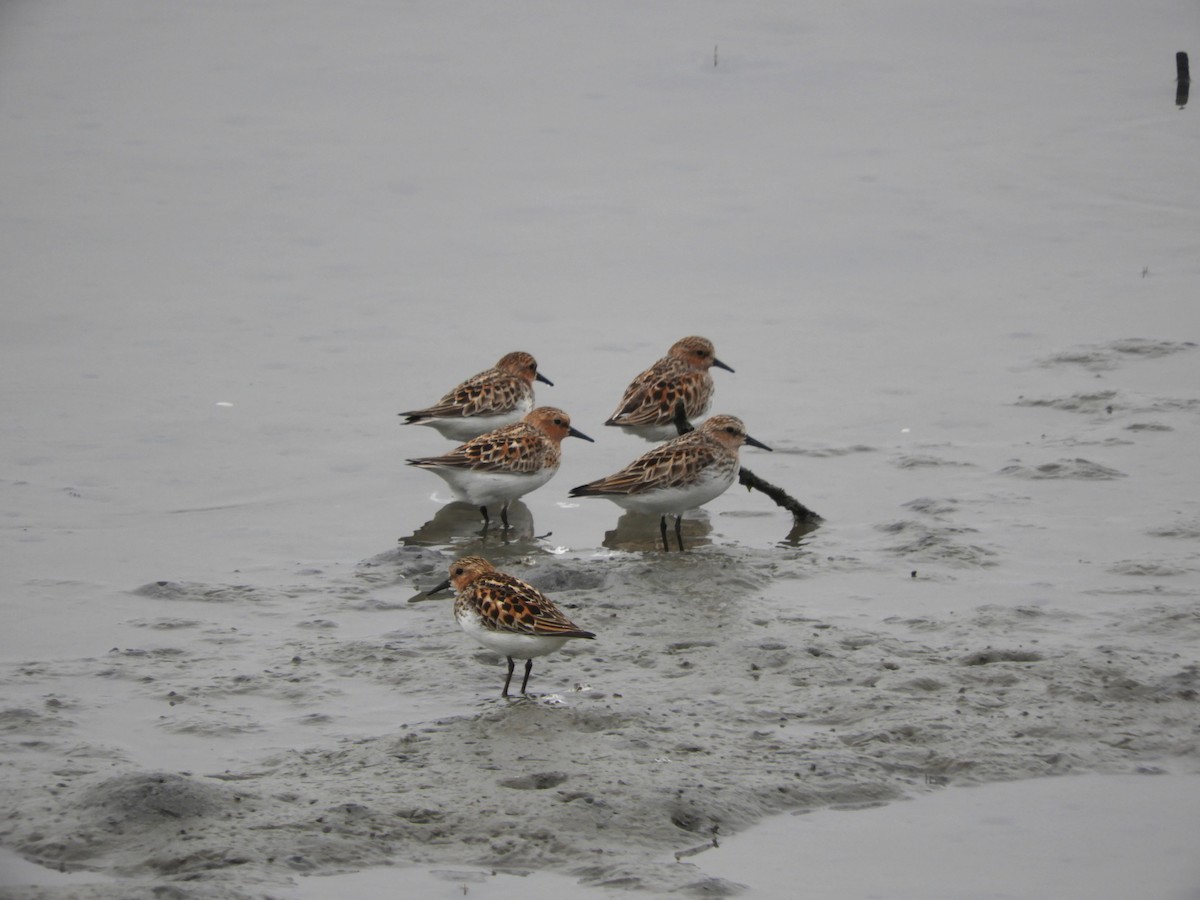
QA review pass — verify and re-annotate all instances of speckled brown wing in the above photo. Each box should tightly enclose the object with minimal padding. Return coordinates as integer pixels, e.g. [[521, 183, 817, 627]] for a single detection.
[[407, 422, 557, 473], [404, 371, 526, 420], [573, 431, 721, 495], [470, 573, 595, 638], [606, 362, 713, 426], [606, 359, 680, 425]]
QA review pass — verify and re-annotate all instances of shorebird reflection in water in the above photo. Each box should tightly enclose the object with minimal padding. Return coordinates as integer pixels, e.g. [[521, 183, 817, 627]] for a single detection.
[[398, 500, 538, 547]]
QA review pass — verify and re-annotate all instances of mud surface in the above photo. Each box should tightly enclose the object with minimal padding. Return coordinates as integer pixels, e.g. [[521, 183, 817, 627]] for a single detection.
[[4, 450, 1199, 896], [3, 0, 1199, 895]]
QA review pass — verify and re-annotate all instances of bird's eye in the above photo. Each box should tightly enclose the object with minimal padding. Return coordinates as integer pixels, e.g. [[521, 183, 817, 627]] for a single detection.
[[454, 567, 464, 575]]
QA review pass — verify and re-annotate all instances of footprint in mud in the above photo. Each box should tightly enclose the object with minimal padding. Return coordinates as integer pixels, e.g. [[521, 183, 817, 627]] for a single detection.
[[876, 520, 997, 567], [1016, 390, 1198, 418], [1015, 390, 1119, 414], [1147, 518, 1200, 540], [892, 455, 974, 469], [1037, 338, 1196, 371], [959, 648, 1044, 665], [1108, 559, 1189, 577], [132, 581, 276, 604], [499, 772, 570, 790], [999, 458, 1126, 480], [903, 497, 960, 516]]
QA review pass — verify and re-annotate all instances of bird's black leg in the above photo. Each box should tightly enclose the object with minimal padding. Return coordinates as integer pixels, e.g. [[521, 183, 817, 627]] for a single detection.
[[479, 506, 491, 529], [659, 515, 670, 552], [674, 514, 685, 552], [502, 656, 515, 697], [519, 658, 534, 695], [500, 502, 511, 530]]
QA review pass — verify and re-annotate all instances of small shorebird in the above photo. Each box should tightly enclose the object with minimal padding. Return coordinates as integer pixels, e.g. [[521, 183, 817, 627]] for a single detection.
[[410, 556, 596, 697], [400, 351, 553, 441], [605, 336, 733, 441], [570, 414, 770, 551], [407, 406, 593, 528]]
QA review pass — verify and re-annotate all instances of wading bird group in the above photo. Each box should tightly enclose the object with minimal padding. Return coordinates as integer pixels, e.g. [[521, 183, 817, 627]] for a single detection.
[[403, 336, 774, 696]]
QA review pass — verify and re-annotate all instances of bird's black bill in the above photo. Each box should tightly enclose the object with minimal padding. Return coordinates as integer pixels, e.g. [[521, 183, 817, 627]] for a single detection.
[[536, 372, 554, 386], [713, 357, 735, 373], [569, 426, 595, 442], [745, 434, 772, 451], [408, 577, 452, 603]]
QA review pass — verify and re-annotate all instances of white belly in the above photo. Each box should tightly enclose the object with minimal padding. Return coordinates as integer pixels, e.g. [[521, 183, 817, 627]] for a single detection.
[[456, 606, 570, 660], [605, 465, 737, 515], [421, 407, 528, 442], [431, 464, 557, 507], [613, 422, 686, 443]]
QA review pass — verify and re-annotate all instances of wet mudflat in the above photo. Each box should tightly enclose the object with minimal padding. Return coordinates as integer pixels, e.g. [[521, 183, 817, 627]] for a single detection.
[[3, 0, 1199, 896], [4, 334, 1199, 896]]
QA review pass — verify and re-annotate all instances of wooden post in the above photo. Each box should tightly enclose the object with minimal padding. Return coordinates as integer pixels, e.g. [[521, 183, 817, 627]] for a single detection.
[[1177, 52, 1190, 108]]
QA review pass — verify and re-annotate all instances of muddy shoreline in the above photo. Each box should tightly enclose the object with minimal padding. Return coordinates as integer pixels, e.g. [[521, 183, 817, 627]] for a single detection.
[[3, 544, 1197, 897]]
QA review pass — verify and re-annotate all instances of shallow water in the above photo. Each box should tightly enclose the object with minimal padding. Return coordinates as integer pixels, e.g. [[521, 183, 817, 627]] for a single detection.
[[2, 0, 1199, 896]]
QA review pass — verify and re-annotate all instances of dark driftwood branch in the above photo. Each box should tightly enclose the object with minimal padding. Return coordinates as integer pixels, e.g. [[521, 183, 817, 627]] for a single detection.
[[673, 401, 823, 526]]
